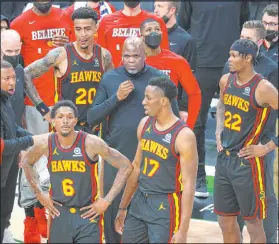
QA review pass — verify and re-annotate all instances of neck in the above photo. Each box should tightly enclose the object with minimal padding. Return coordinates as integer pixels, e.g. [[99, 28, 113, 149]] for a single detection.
[[32, 7, 50, 16], [57, 131, 78, 149], [166, 16, 177, 29], [74, 42, 94, 57], [156, 107, 177, 128], [236, 67, 256, 85], [122, 5, 141, 16], [86, 1, 99, 8], [145, 44, 161, 56]]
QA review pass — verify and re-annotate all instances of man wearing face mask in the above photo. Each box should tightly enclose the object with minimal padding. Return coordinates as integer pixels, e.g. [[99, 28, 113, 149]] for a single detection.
[[138, 18, 201, 129], [87, 36, 179, 243], [261, 4, 278, 63], [154, 1, 196, 73], [223, 21, 278, 243], [97, 0, 169, 67]]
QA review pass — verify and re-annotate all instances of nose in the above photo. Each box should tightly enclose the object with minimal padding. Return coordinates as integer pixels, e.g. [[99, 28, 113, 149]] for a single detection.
[[142, 97, 147, 105]]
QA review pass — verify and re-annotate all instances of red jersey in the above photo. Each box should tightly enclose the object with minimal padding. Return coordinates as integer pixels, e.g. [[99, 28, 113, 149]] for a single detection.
[[97, 10, 169, 67], [63, 2, 116, 42], [11, 7, 72, 106], [146, 49, 201, 129]]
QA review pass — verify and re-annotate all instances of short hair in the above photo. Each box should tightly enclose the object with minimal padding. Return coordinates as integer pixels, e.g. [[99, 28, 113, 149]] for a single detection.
[[262, 3, 278, 17], [232, 39, 258, 64], [140, 18, 159, 32], [148, 76, 178, 102], [168, 1, 181, 15], [243, 20, 266, 40], [71, 7, 98, 24], [1, 60, 13, 70], [50, 100, 78, 119]]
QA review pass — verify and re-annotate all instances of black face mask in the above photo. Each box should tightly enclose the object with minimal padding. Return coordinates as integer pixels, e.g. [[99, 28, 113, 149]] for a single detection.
[[144, 32, 162, 49], [265, 30, 278, 42], [2, 54, 19, 69], [162, 9, 171, 24], [124, 0, 140, 9], [33, 2, 52, 13]]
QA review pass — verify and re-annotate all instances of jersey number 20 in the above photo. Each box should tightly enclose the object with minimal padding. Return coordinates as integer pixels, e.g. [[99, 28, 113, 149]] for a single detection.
[[62, 178, 75, 196], [142, 157, 160, 177], [76, 88, 96, 105]]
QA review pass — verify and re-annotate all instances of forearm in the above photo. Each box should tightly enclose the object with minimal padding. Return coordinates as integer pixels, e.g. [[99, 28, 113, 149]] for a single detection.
[[265, 137, 278, 152], [23, 162, 42, 196], [103, 163, 133, 204], [119, 167, 140, 209], [16, 125, 32, 137], [2, 136, 34, 156], [24, 72, 43, 105], [87, 94, 120, 127], [187, 92, 202, 129], [216, 100, 225, 135]]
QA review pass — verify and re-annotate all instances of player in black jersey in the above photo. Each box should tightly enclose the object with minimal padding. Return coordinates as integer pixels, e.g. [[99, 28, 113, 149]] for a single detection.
[[215, 39, 278, 243], [24, 7, 114, 133], [22, 100, 133, 243], [114, 76, 198, 243]]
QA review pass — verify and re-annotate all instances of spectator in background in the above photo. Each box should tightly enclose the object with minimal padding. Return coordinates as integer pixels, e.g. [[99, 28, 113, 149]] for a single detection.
[[1, 15, 10, 32], [154, 0, 196, 72], [249, 1, 278, 20], [87, 36, 179, 243], [261, 4, 278, 63], [178, 1, 249, 198], [97, 0, 169, 67], [223, 20, 278, 244], [108, 1, 155, 12], [0, 1, 28, 21]]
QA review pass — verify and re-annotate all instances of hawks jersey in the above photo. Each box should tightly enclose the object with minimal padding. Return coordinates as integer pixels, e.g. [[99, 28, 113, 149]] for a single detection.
[[11, 7, 72, 106], [222, 73, 271, 151], [56, 43, 104, 122], [97, 10, 169, 67], [138, 117, 187, 194], [47, 131, 98, 207]]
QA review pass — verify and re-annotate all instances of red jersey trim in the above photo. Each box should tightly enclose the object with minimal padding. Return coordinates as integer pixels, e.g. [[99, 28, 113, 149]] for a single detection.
[[71, 43, 96, 62], [47, 134, 53, 168], [54, 131, 82, 152], [152, 118, 181, 135]]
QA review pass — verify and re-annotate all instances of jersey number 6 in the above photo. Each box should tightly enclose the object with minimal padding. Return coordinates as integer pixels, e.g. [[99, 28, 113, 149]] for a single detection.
[[76, 88, 96, 105], [142, 157, 160, 177], [62, 178, 75, 196]]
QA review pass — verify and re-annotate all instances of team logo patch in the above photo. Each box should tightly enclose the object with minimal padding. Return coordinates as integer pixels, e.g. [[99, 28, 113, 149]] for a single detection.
[[243, 87, 250, 96], [162, 133, 171, 143], [93, 58, 100, 67], [73, 147, 82, 157]]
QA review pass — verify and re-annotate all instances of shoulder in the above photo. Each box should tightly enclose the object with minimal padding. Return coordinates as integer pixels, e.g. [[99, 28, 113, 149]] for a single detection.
[[257, 78, 276, 94], [33, 133, 50, 152], [146, 65, 166, 77], [175, 126, 196, 147], [137, 116, 150, 137], [11, 10, 30, 26], [101, 10, 121, 22], [101, 46, 111, 57], [220, 73, 231, 88]]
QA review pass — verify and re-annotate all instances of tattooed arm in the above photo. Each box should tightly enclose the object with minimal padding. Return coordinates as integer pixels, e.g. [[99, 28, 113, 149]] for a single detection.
[[101, 47, 114, 72], [216, 74, 230, 152], [80, 135, 133, 220]]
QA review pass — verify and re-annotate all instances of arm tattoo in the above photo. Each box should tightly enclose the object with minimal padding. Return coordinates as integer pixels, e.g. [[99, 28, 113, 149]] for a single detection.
[[24, 47, 63, 105], [216, 99, 225, 135], [102, 48, 114, 72]]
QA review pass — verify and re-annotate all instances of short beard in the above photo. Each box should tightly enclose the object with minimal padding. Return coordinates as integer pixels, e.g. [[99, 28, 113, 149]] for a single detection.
[[127, 69, 138, 75], [61, 132, 70, 137]]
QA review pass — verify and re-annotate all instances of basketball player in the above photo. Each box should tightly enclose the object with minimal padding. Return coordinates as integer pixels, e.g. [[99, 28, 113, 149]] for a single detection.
[[215, 39, 278, 243], [114, 76, 198, 243], [22, 100, 133, 243], [24, 7, 114, 133], [139, 18, 201, 129]]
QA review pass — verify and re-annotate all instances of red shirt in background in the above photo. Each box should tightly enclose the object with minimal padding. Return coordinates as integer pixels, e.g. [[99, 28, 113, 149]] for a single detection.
[[97, 10, 169, 67], [63, 1, 116, 42], [146, 49, 201, 129], [11, 7, 72, 107]]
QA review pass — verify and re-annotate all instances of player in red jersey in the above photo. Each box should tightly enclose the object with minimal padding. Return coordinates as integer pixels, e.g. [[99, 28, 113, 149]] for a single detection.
[[63, 1, 116, 42], [141, 19, 201, 129], [97, 0, 169, 67]]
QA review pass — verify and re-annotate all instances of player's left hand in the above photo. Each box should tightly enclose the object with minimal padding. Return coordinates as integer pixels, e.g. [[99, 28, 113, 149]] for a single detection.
[[171, 230, 187, 243], [80, 198, 110, 221], [238, 143, 269, 159], [52, 35, 69, 47]]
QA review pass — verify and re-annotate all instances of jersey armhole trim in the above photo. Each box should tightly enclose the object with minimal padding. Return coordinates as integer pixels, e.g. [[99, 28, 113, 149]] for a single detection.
[[58, 44, 71, 81], [47, 133, 53, 167], [223, 73, 234, 95], [140, 117, 152, 139], [81, 133, 96, 167], [250, 74, 265, 110], [171, 124, 188, 159]]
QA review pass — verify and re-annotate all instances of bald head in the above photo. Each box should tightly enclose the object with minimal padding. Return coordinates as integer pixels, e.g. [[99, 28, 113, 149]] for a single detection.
[[1, 29, 22, 58], [122, 37, 146, 74]]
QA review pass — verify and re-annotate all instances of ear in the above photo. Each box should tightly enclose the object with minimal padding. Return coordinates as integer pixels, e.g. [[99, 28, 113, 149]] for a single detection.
[[246, 54, 253, 63], [73, 118, 78, 126]]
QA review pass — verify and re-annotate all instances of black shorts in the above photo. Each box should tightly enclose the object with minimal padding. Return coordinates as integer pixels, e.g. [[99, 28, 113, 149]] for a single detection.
[[122, 190, 181, 243], [214, 150, 267, 220], [49, 205, 103, 243]]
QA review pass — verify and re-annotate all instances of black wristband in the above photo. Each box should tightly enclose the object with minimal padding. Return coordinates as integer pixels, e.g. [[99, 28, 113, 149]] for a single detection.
[[272, 136, 278, 147], [119, 207, 127, 211], [36, 102, 50, 116]]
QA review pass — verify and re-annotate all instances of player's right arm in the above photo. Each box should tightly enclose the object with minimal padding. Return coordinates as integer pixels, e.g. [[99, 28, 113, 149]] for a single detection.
[[24, 47, 66, 122], [22, 134, 62, 218], [215, 73, 230, 152], [114, 116, 148, 235]]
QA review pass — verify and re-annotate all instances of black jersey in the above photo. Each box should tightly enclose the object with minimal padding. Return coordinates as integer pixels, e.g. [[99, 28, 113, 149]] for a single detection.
[[222, 73, 271, 151], [47, 131, 99, 207], [138, 117, 187, 194], [57, 43, 104, 122]]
